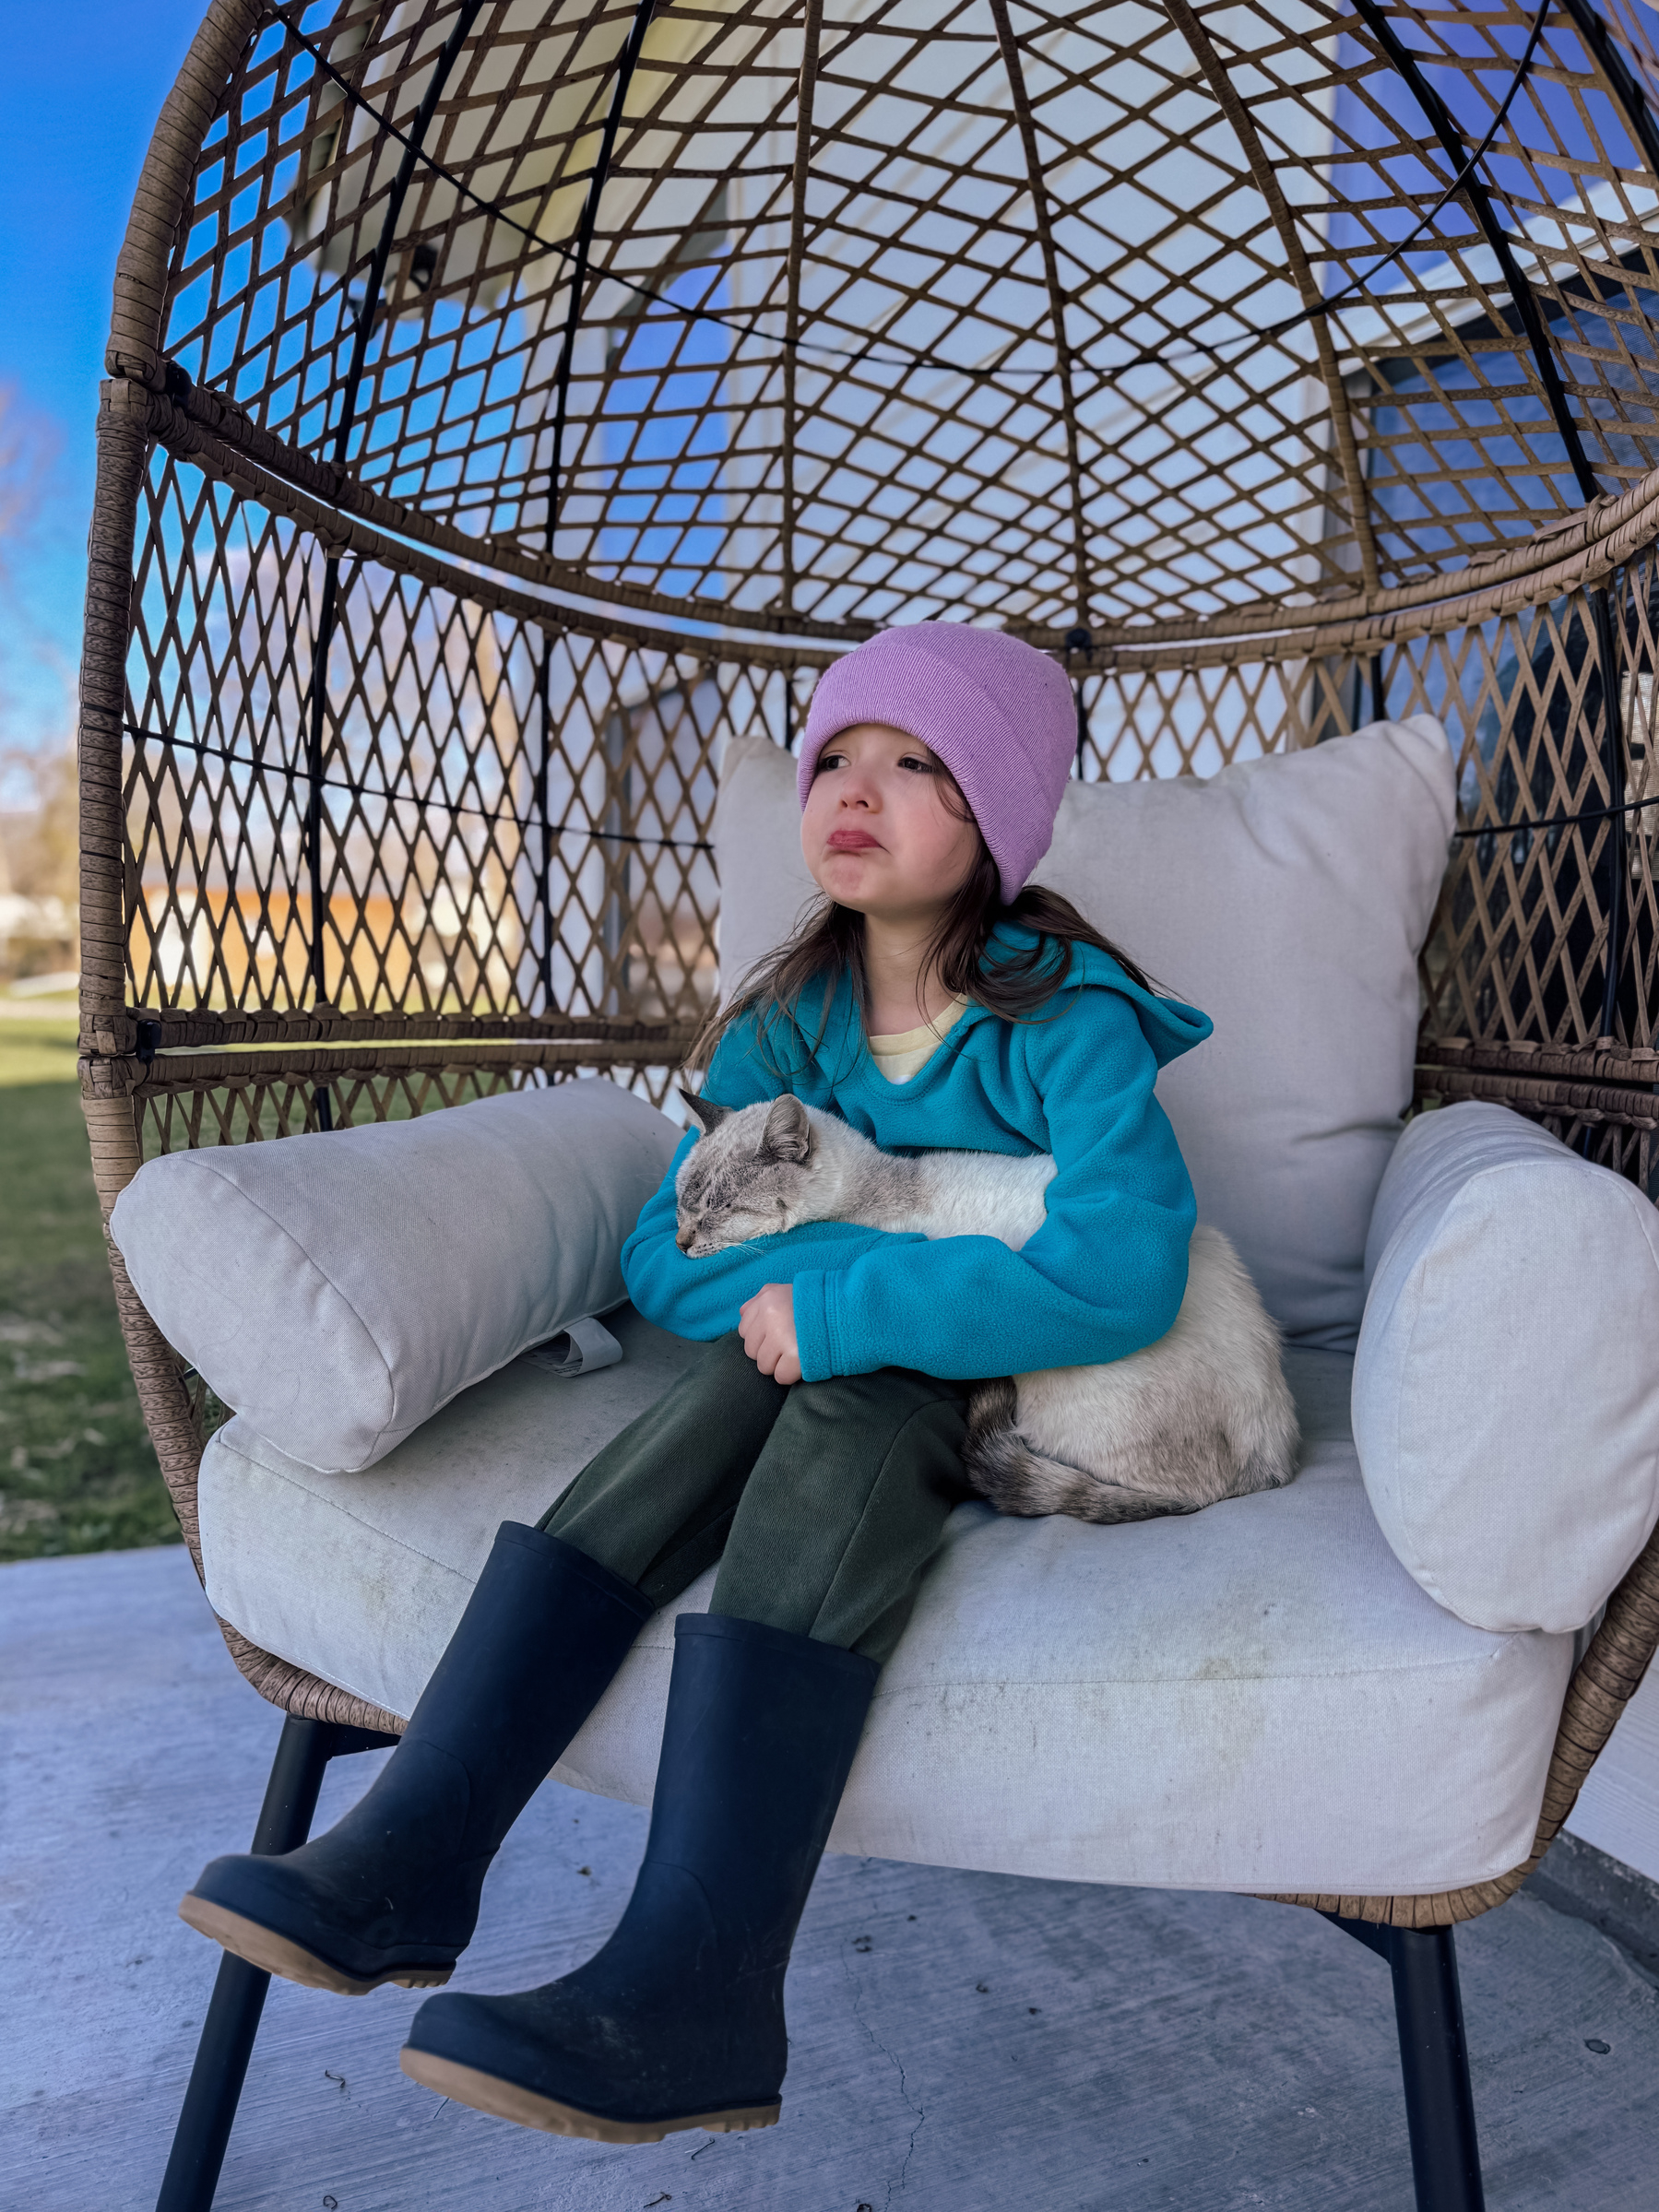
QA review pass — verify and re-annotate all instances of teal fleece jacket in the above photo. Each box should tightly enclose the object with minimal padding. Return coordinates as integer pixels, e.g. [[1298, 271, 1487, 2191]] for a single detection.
[[622, 929, 1212, 1382]]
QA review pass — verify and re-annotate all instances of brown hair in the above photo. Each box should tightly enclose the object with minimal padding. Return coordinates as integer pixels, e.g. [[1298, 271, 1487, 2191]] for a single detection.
[[690, 800, 1155, 1077]]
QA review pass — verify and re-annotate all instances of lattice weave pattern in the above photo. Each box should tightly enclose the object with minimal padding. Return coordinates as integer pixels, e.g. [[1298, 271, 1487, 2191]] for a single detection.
[[79, 0, 1659, 1925]]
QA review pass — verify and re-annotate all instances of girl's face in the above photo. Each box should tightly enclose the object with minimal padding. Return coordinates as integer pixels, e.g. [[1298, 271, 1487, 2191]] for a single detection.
[[800, 721, 983, 924]]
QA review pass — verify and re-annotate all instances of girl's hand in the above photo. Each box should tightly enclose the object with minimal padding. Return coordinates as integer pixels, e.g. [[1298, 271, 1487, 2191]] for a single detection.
[[740, 1283, 800, 1384]]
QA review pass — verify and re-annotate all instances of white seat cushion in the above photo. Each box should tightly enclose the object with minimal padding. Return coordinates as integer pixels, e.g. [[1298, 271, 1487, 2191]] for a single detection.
[[199, 1310, 1571, 1897], [716, 716, 1456, 1351]]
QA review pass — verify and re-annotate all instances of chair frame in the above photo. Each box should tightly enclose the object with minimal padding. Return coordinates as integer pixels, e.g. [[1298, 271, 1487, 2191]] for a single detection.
[[77, 5, 1659, 2205], [150, 1717, 1490, 2212]]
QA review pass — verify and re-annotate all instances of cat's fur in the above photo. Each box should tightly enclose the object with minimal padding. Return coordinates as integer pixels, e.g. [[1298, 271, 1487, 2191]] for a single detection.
[[675, 1090, 1299, 1526]]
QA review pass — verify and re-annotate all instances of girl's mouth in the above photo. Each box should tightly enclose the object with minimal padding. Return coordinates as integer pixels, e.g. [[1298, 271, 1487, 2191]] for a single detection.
[[825, 828, 883, 851]]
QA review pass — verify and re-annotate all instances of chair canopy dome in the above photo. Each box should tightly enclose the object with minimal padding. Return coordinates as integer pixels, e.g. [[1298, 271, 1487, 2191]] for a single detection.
[[83, 0, 1659, 1114], [134, 0, 1659, 648]]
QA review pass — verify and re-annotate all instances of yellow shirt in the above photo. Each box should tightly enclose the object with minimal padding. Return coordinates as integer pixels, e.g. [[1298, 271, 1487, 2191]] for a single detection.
[[866, 996, 971, 1085]]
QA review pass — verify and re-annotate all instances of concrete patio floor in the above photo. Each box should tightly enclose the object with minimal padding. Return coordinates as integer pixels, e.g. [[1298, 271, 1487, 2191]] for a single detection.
[[6, 1546, 1658, 2212]]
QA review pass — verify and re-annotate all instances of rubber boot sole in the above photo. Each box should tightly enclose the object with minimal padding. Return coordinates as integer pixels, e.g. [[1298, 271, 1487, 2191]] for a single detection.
[[178, 1894, 455, 1996], [398, 2047, 781, 2142]]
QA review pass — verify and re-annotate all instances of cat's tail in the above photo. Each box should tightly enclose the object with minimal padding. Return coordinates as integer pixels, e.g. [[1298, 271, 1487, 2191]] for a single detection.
[[1228, 1325, 1301, 1497], [1181, 1222, 1300, 1496], [963, 1379, 1201, 1524]]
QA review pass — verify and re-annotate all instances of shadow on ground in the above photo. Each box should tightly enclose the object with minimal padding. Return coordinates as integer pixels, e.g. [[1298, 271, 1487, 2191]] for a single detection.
[[6, 1546, 1657, 2211]]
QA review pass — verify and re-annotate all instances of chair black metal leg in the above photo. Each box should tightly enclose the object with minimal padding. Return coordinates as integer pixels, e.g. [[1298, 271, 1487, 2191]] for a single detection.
[[1388, 1926, 1486, 2212], [1327, 1913, 1486, 2212], [154, 1947, 284, 2212], [155, 1715, 395, 2212]]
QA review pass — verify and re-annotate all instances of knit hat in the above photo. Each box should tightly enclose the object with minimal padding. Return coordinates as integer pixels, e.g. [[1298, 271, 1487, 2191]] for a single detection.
[[798, 622, 1075, 903]]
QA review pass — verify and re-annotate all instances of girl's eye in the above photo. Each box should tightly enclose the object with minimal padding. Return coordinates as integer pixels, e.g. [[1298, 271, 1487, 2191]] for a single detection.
[[816, 751, 847, 773], [897, 753, 935, 775]]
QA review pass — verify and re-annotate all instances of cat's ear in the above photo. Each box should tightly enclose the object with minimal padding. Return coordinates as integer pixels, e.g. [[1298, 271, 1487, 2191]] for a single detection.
[[679, 1087, 730, 1134], [759, 1093, 814, 1165]]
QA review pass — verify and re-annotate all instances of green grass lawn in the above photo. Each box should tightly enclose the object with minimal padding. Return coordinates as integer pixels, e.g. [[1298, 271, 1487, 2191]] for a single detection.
[[0, 1012, 180, 1561]]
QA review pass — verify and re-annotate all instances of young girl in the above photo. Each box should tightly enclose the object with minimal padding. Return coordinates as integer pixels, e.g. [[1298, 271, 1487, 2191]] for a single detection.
[[182, 622, 1212, 2144]]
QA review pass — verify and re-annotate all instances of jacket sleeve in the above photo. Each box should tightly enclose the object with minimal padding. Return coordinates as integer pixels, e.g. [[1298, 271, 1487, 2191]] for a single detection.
[[787, 988, 1196, 1380], [620, 1017, 928, 1350]]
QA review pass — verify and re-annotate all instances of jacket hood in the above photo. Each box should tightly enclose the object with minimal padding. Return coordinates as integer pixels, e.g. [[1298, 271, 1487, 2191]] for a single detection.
[[980, 927, 1212, 1070], [750, 924, 1211, 1085]]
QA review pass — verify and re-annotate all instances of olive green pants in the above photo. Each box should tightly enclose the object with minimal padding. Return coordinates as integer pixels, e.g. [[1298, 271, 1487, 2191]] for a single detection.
[[538, 1333, 973, 1664]]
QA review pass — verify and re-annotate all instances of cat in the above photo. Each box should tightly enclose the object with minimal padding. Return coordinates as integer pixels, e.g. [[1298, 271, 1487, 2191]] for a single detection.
[[674, 1090, 1299, 1526]]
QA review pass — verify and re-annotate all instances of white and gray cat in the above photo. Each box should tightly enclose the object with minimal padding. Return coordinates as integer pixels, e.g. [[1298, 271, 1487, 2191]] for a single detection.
[[675, 1092, 1299, 1526]]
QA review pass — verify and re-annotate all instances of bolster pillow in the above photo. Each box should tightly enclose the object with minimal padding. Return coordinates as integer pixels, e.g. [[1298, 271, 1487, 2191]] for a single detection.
[[110, 1079, 679, 1475], [1354, 1100, 1659, 1634]]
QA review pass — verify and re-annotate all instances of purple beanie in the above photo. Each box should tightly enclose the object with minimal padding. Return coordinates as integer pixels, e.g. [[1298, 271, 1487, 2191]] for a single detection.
[[798, 623, 1075, 902]]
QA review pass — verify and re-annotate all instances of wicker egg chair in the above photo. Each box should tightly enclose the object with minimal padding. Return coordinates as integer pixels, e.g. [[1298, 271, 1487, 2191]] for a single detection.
[[78, 2, 1659, 2206]]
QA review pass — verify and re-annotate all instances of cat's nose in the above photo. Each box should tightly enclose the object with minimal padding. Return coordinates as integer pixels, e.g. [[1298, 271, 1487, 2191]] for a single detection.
[[675, 1225, 694, 1250]]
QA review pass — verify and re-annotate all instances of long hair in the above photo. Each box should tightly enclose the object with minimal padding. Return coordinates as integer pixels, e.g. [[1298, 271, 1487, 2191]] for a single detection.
[[690, 776, 1155, 1075]]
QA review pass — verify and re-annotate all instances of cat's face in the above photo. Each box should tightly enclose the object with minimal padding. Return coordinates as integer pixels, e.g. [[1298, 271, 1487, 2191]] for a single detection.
[[673, 1093, 818, 1256]]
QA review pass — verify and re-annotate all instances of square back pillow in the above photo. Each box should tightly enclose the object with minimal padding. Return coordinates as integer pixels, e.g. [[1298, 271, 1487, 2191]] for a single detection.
[[716, 715, 1455, 1349]]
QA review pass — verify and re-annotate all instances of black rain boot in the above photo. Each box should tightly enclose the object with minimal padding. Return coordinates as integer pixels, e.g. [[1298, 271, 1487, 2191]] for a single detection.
[[180, 1523, 653, 1994], [399, 1611, 878, 2141]]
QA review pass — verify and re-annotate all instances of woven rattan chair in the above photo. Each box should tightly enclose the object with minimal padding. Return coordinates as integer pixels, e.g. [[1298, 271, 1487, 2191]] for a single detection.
[[78, 4, 1659, 2206]]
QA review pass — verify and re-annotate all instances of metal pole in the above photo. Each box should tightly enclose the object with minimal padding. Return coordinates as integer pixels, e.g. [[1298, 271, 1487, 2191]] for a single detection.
[[536, 0, 658, 1014], [301, 1, 484, 1058], [1351, 0, 1599, 503], [1389, 1925, 1487, 2212], [1591, 585, 1628, 1049], [1327, 1911, 1486, 2212], [154, 1716, 340, 2212]]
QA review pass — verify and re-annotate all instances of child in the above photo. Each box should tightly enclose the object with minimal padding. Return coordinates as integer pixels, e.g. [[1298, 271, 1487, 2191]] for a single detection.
[[181, 622, 1212, 2144]]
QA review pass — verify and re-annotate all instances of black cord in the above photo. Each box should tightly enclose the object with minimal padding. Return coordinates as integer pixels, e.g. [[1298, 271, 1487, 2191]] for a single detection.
[[124, 720, 715, 852], [132, 712, 1653, 851], [1356, 0, 1599, 502], [266, 3, 1051, 384], [302, 3, 483, 1018], [1107, 0, 1552, 377], [545, 0, 657, 548], [1455, 788, 1659, 839], [259, 3, 1568, 408]]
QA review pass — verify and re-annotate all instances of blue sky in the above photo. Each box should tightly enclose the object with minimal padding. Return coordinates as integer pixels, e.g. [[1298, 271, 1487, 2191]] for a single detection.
[[0, 0, 203, 763], [0, 2, 1643, 771]]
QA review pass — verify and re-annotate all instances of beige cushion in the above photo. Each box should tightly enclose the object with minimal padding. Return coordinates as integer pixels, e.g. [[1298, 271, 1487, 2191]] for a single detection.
[[111, 1080, 679, 1475], [716, 717, 1456, 1350], [198, 1311, 1571, 1898], [1356, 1101, 1659, 1635]]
